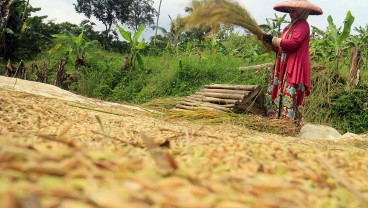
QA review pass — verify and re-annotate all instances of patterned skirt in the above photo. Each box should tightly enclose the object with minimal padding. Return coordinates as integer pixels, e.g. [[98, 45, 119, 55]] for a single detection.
[[265, 75, 306, 127]]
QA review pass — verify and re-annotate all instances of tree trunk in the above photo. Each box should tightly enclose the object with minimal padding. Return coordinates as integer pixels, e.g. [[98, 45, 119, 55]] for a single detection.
[[0, 0, 11, 30], [348, 47, 361, 89], [0, 0, 12, 60], [153, 0, 162, 46], [21, 0, 30, 20]]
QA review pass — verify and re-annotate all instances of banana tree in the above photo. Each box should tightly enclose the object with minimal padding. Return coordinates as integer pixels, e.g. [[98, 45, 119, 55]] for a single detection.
[[51, 31, 98, 70], [310, 26, 329, 61], [117, 24, 146, 70], [326, 11, 355, 71], [310, 11, 355, 69]]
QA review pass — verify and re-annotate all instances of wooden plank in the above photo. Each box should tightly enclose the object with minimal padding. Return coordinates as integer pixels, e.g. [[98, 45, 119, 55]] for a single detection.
[[234, 100, 265, 115], [202, 88, 251, 95], [187, 95, 238, 104], [197, 103, 232, 112], [195, 92, 244, 100], [182, 99, 234, 108], [247, 106, 266, 115], [255, 91, 265, 106], [185, 99, 235, 108], [239, 86, 261, 106], [179, 100, 200, 107], [238, 62, 273, 72], [186, 97, 238, 105], [174, 84, 265, 114], [204, 84, 258, 91], [235, 102, 262, 110], [175, 104, 231, 112]]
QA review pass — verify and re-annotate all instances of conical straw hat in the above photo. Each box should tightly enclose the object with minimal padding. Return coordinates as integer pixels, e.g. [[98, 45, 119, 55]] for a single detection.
[[273, 0, 323, 15]]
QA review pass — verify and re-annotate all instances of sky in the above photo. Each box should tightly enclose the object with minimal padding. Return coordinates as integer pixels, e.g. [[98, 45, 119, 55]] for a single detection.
[[30, 0, 368, 39]]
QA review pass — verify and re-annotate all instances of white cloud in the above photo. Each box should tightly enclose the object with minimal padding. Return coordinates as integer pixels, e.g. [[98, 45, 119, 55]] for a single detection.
[[30, 0, 367, 38], [31, 0, 83, 24]]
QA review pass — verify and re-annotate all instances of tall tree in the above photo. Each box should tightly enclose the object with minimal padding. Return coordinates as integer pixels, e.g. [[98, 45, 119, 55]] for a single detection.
[[74, 0, 131, 35], [153, 0, 162, 45], [126, 0, 156, 32], [0, 0, 30, 61]]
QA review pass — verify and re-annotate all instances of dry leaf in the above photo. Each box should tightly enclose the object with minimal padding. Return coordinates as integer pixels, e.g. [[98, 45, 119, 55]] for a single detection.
[[140, 133, 178, 174], [0, 191, 19, 208], [58, 122, 73, 138]]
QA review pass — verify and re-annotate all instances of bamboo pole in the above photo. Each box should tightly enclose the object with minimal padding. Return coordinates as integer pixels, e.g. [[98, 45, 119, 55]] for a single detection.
[[202, 88, 250, 95], [195, 92, 244, 100], [176, 104, 231, 112], [179, 102, 232, 111], [204, 84, 258, 91], [238, 62, 274, 72], [180, 100, 234, 109], [186, 95, 238, 104]]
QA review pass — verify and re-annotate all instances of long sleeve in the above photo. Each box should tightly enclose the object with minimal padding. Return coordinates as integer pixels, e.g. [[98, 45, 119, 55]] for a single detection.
[[279, 19, 311, 95], [280, 21, 309, 50]]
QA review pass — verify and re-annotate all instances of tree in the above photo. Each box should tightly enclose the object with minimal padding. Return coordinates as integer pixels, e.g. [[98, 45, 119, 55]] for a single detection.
[[126, 0, 156, 32], [117, 24, 146, 70], [51, 31, 98, 70], [74, 0, 132, 35], [0, 0, 30, 61], [326, 11, 355, 71], [16, 15, 50, 60], [153, 0, 162, 46]]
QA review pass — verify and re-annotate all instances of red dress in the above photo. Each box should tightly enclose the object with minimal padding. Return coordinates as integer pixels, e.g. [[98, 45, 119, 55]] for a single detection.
[[265, 19, 311, 126]]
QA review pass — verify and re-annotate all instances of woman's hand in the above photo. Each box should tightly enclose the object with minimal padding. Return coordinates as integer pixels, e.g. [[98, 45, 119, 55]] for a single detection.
[[262, 35, 273, 43]]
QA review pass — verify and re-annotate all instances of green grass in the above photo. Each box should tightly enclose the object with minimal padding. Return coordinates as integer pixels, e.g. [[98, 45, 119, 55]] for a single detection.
[[111, 52, 270, 103]]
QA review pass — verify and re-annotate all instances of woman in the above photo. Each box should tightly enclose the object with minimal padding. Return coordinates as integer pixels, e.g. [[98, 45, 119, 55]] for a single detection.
[[261, 0, 323, 126]]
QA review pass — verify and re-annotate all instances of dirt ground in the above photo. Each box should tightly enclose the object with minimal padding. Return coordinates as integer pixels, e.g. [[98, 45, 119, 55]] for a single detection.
[[1, 76, 368, 208]]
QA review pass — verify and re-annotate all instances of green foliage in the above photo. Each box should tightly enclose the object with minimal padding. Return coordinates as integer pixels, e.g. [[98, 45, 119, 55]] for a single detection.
[[330, 89, 368, 134], [15, 15, 52, 60], [305, 65, 368, 134], [311, 11, 355, 70], [78, 67, 108, 98], [0, 0, 30, 60], [51, 31, 98, 60], [126, 0, 156, 31], [112, 69, 148, 102], [260, 13, 288, 37], [221, 34, 271, 62], [117, 24, 147, 69], [327, 11, 355, 49], [110, 52, 268, 103], [347, 26, 368, 73], [77, 50, 122, 99], [304, 65, 334, 124], [49, 30, 98, 72], [74, 0, 131, 35]]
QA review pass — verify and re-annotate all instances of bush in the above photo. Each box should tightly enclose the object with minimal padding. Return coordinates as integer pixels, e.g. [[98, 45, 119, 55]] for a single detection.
[[330, 89, 368, 134]]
